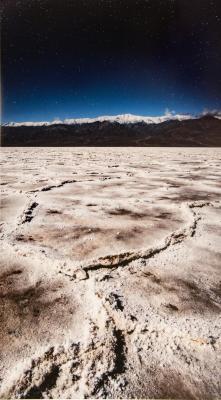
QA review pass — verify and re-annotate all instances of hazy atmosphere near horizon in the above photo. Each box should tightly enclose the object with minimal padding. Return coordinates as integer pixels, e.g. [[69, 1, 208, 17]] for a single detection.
[[2, 0, 221, 123], [1, 1, 221, 399]]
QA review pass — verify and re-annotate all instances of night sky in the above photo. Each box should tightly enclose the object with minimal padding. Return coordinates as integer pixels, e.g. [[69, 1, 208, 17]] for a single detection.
[[2, 0, 221, 123]]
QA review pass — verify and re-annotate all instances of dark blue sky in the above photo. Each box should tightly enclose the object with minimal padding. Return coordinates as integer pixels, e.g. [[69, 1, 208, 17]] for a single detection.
[[2, 0, 221, 123]]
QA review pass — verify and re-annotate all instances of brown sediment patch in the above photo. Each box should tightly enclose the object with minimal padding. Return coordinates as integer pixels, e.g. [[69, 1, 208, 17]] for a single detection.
[[159, 196, 174, 201], [46, 209, 62, 215], [187, 175, 207, 181], [134, 270, 221, 314], [164, 303, 179, 311], [168, 183, 182, 188], [210, 281, 221, 298], [18, 225, 103, 244], [68, 226, 102, 240], [0, 267, 71, 346], [205, 224, 221, 235], [141, 270, 161, 284], [72, 241, 99, 258], [161, 278, 221, 313], [154, 211, 173, 219], [115, 227, 144, 241], [147, 368, 204, 399], [173, 191, 214, 203], [0, 268, 23, 282], [0, 268, 64, 308], [106, 208, 148, 219], [15, 234, 35, 242]]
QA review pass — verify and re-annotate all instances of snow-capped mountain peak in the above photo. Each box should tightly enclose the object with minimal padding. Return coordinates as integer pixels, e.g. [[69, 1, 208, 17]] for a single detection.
[[5, 113, 193, 127]]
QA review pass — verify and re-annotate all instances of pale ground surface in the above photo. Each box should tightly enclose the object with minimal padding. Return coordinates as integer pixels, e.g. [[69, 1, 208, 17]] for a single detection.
[[0, 147, 221, 399]]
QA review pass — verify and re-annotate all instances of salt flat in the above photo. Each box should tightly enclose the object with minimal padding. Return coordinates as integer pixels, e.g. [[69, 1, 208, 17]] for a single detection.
[[0, 147, 221, 399]]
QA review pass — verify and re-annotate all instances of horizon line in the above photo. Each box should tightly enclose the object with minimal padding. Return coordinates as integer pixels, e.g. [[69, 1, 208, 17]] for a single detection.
[[2, 109, 221, 127]]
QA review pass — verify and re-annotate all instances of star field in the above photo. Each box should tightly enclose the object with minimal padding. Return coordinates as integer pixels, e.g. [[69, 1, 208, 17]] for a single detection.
[[2, 0, 221, 122]]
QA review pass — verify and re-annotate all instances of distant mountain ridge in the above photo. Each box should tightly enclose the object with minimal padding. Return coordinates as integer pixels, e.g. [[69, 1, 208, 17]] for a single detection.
[[3, 112, 193, 127], [1, 115, 221, 147]]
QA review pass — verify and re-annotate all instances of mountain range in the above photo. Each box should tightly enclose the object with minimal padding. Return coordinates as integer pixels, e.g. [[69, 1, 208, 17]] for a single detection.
[[3, 112, 192, 126], [1, 114, 221, 146]]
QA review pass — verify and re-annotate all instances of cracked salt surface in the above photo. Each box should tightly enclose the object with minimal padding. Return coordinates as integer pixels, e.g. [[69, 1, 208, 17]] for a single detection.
[[0, 147, 221, 399]]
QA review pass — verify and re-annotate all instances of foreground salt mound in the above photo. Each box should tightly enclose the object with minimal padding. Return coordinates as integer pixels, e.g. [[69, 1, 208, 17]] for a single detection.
[[0, 148, 221, 399]]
